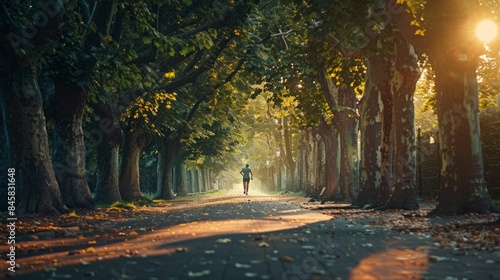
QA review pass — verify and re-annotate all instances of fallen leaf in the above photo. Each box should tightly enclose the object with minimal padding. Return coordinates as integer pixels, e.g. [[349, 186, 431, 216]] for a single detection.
[[215, 238, 231, 244], [235, 263, 251, 269], [85, 247, 96, 253], [282, 256, 294, 262], [176, 247, 188, 252], [258, 242, 269, 248], [188, 270, 211, 277]]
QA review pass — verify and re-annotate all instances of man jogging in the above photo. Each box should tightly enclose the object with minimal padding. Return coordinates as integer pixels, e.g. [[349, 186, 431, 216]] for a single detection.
[[240, 164, 253, 195]]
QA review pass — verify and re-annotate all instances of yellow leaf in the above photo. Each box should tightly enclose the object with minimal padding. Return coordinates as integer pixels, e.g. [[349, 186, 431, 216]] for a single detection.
[[165, 71, 176, 78], [102, 35, 113, 42], [85, 247, 96, 253]]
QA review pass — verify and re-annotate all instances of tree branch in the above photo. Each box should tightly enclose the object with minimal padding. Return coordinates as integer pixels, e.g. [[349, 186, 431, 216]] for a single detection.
[[174, 5, 229, 38]]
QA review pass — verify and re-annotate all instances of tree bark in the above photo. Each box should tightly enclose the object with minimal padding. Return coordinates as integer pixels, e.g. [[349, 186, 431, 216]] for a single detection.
[[8, 65, 68, 214], [431, 62, 498, 215], [426, 0, 498, 215], [156, 137, 181, 199], [385, 37, 421, 210], [119, 125, 151, 201], [356, 61, 382, 207], [93, 104, 124, 204], [369, 55, 394, 206], [283, 116, 296, 190], [337, 85, 358, 203], [318, 119, 339, 199], [51, 80, 94, 209], [174, 161, 188, 196]]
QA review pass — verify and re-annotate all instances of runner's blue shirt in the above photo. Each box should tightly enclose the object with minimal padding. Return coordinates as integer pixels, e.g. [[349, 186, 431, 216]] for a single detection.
[[241, 167, 252, 179]]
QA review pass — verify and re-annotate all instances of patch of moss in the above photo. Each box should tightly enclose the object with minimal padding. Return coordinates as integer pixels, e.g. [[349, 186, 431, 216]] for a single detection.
[[108, 201, 136, 210], [134, 197, 154, 206]]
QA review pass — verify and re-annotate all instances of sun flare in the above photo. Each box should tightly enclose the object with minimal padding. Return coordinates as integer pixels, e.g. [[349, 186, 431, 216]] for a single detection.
[[476, 20, 498, 43]]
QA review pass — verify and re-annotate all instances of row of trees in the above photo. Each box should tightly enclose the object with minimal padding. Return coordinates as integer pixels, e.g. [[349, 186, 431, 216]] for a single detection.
[[1, 0, 499, 216], [240, 0, 499, 215], [1, 0, 268, 214]]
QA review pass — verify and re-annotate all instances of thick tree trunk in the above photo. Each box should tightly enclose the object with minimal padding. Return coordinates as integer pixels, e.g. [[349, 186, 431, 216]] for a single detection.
[[338, 85, 358, 203], [156, 137, 181, 199], [318, 119, 339, 199], [174, 161, 188, 196], [95, 146, 121, 203], [431, 62, 498, 215], [119, 126, 151, 201], [356, 62, 382, 207], [334, 114, 351, 202], [385, 39, 421, 210], [316, 137, 326, 191], [425, 0, 498, 215], [8, 65, 68, 214], [93, 108, 123, 203], [51, 81, 94, 209], [369, 55, 394, 206]]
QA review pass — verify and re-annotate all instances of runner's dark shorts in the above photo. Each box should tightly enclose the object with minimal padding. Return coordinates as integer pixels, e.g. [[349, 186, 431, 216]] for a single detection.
[[243, 178, 250, 183]]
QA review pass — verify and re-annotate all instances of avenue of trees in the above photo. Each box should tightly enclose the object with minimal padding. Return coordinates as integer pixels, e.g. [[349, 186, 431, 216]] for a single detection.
[[1, 0, 499, 216]]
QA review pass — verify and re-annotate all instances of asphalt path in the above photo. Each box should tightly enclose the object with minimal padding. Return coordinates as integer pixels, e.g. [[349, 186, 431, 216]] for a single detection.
[[3, 189, 500, 279]]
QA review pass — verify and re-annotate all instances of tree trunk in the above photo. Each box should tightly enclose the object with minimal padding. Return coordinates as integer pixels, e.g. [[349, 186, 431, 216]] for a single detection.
[[333, 113, 351, 203], [431, 61, 498, 215], [337, 85, 358, 203], [51, 80, 94, 209], [385, 38, 421, 210], [316, 136, 326, 192], [119, 126, 151, 201], [318, 119, 339, 199], [93, 107, 123, 203], [283, 116, 295, 189], [345, 91, 359, 199], [156, 137, 181, 199], [8, 65, 68, 214], [369, 55, 394, 206], [175, 161, 188, 196], [296, 132, 306, 193], [356, 61, 382, 208], [425, 0, 498, 215]]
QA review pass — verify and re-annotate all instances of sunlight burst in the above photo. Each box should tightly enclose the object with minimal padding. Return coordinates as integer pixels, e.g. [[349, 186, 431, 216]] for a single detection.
[[476, 20, 498, 43]]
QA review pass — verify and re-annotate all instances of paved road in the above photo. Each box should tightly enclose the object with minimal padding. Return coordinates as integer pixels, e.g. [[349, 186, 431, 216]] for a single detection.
[[5, 189, 500, 279]]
